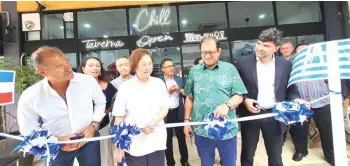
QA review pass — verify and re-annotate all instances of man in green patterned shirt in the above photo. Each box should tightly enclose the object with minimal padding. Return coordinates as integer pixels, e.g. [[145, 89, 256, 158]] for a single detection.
[[184, 37, 247, 166]]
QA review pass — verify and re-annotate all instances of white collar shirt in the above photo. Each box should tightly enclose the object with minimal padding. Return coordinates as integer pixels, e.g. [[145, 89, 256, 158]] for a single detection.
[[112, 76, 169, 156], [256, 56, 277, 109], [164, 75, 179, 109], [110, 74, 134, 90], [17, 72, 106, 137]]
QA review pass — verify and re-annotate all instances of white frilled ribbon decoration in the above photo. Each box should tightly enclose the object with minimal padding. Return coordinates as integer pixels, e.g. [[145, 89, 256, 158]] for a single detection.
[[0, 98, 322, 166]]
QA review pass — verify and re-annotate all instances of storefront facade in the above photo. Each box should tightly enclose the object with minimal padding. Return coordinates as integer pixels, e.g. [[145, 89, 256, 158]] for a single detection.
[[19, 1, 327, 79]]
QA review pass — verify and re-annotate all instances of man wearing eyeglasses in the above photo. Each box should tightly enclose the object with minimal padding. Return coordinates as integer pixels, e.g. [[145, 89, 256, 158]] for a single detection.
[[184, 37, 247, 166], [159, 58, 190, 166]]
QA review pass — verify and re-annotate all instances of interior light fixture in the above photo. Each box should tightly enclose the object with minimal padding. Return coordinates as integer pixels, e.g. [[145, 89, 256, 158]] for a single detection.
[[181, 19, 187, 25], [259, 14, 265, 19], [84, 23, 91, 28]]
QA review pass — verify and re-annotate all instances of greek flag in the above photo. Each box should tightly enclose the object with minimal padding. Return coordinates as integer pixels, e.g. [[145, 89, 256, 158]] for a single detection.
[[288, 39, 350, 87]]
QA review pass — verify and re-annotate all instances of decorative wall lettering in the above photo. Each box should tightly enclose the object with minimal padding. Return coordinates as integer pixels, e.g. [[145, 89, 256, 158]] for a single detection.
[[183, 31, 227, 43], [135, 8, 172, 32], [136, 35, 174, 47], [82, 39, 125, 50]]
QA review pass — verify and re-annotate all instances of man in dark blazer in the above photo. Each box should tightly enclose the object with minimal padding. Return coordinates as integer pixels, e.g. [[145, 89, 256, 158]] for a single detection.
[[236, 28, 302, 166], [159, 58, 190, 166]]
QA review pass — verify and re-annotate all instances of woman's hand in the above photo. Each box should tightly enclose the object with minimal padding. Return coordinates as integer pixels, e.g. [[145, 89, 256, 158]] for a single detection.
[[142, 121, 155, 135], [113, 146, 125, 163]]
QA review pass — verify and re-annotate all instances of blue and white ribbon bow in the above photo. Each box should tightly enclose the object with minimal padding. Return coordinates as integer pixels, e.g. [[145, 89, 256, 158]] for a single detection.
[[12, 128, 61, 161], [110, 122, 141, 166], [272, 101, 314, 124], [202, 112, 236, 140]]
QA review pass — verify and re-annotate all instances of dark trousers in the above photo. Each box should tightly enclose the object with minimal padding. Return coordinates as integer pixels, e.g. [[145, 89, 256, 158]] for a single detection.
[[125, 150, 165, 166], [289, 120, 310, 154], [48, 132, 101, 166], [165, 108, 189, 166], [313, 104, 334, 165], [241, 116, 283, 166], [195, 134, 237, 166]]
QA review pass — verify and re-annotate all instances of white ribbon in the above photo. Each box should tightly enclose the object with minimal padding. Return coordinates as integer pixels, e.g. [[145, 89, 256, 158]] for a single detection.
[[0, 133, 24, 141], [0, 95, 331, 145], [0, 113, 278, 144]]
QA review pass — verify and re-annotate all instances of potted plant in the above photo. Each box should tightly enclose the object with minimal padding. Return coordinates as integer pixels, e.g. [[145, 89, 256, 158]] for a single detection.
[[0, 56, 42, 166]]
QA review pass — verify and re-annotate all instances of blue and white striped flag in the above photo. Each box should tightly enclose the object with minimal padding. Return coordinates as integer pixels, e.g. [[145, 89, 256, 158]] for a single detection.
[[288, 39, 350, 87]]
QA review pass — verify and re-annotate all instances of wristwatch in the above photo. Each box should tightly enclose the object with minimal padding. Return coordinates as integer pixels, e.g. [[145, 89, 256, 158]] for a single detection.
[[225, 101, 232, 110], [90, 121, 100, 130]]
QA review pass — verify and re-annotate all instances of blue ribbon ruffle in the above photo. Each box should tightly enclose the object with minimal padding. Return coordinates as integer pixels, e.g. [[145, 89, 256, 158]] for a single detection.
[[110, 122, 141, 166], [202, 112, 236, 140], [272, 101, 314, 124], [12, 128, 61, 160]]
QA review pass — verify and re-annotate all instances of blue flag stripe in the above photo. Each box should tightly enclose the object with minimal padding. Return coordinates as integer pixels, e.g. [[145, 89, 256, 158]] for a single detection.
[[292, 60, 307, 71], [289, 73, 329, 86], [338, 40, 350, 46], [293, 49, 308, 62], [289, 72, 350, 86], [341, 73, 350, 77], [290, 66, 328, 79], [339, 57, 349, 62], [0, 71, 14, 83], [338, 49, 350, 54], [340, 65, 350, 69], [293, 55, 306, 66]]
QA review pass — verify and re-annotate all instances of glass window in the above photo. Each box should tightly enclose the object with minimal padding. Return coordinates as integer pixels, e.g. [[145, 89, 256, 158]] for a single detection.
[[80, 49, 129, 78], [66, 22, 74, 38], [231, 39, 257, 62], [25, 31, 40, 41], [42, 14, 64, 39], [182, 42, 230, 80], [78, 9, 128, 38], [129, 6, 178, 35], [65, 53, 77, 71], [150, 47, 181, 78], [179, 3, 227, 32], [276, 2, 322, 25], [297, 34, 324, 44], [228, 2, 274, 28]]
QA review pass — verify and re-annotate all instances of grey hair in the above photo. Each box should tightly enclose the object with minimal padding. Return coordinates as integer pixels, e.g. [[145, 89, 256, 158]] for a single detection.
[[281, 40, 293, 46], [258, 28, 283, 46], [31, 46, 64, 68]]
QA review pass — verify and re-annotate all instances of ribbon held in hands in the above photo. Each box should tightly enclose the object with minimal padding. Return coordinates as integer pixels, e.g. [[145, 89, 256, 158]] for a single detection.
[[272, 101, 314, 124], [203, 112, 236, 140], [110, 122, 141, 166], [12, 128, 61, 160]]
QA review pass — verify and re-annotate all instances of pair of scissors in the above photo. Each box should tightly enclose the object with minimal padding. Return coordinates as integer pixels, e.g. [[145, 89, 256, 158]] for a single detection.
[[253, 103, 266, 112], [70, 132, 85, 140], [189, 132, 194, 146]]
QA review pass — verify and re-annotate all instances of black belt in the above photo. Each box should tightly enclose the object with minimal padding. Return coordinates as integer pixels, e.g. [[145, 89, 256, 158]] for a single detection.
[[169, 107, 178, 112]]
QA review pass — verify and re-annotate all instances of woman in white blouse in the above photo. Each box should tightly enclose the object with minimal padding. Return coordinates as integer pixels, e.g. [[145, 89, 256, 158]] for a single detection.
[[112, 48, 169, 166]]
